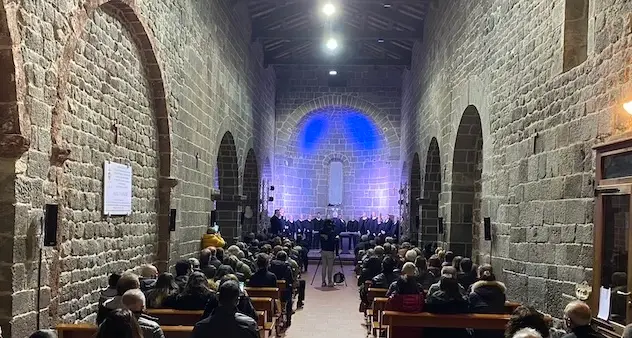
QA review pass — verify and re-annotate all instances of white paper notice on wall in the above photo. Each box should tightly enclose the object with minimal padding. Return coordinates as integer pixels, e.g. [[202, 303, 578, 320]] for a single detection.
[[103, 161, 133, 216]]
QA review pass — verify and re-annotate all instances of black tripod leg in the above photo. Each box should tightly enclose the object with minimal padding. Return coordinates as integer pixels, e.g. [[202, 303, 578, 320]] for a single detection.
[[310, 256, 322, 285], [337, 255, 347, 286]]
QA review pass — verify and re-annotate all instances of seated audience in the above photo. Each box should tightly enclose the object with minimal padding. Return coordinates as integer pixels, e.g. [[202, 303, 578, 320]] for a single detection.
[[228, 255, 252, 280], [372, 256, 398, 289], [121, 289, 165, 338], [469, 264, 506, 338], [444, 250, 455, 266], [428, 266, 465, 295], [513, 328, 544, 338], [425, 276, 470, 338], [458, 258, 477, 290], [427, 255, 442, 285], [100, 273, 121, 306], [270, 250, 295, 327], [358, 255, 381, 286], [561, 301, 604, 338], [97, 272, 141, 324], [404, 249, 417, 263], [164, 272, 213, 310], [191, 280, 258, 338], [386, 262, 425, 338], [202, 274, 257, 320], [145, 273, 179, 309], [414, 256, 435, 290], [139, 265, 158, 292], [453, 255, 463, 273], [207, 247, 222, 268], [96, 308, 143, 338], [189, 258, 201, 273], [505, 306, 551, 338], [247, 253, 277, 287], [174, 260, 191, 291]]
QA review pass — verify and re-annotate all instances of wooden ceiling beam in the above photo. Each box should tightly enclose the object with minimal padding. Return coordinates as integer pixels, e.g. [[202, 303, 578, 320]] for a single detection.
[[265, 57, 411, 66], [253, 29, 421, 40]]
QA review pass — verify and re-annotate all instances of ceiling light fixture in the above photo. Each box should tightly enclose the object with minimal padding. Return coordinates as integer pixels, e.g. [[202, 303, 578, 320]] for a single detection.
[[383, 3, 392, 8], [378, 38, 385, 43], [329, 70, 338, 76], [624, 101, 632, 115], [323, 3, 336, 16], [326, 38, 339, 51]]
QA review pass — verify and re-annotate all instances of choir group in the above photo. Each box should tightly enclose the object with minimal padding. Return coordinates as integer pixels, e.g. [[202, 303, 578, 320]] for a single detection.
[[269, 208, 401, 250]]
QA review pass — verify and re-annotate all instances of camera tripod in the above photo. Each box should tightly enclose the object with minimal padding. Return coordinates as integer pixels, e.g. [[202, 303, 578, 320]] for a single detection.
[[310, 248, 348, 286]]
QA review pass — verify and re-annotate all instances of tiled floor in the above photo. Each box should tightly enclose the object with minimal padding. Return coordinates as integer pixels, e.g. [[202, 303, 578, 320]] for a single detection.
[[282, 264, 367, 338]]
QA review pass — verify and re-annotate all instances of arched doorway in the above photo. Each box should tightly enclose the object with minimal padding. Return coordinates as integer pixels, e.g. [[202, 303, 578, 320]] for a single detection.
[[216, 132, 240, 243], [409, 154, 422, 245], [242, 149, 259, 235], [449, 106, 483, 257], [421, 138, 441, 247]]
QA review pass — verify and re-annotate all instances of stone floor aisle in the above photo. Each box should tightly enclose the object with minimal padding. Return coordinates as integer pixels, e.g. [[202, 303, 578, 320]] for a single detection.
[[282, 264, 367, 338]]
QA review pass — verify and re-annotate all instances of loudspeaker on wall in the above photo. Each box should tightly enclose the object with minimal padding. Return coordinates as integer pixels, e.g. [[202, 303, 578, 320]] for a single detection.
[[169, 209, 177, 231], [484, 217, 491, 240], [44, 204, 59, 247]]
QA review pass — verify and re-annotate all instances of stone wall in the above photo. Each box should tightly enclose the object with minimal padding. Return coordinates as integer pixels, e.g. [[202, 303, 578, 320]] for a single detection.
[[401, 0, 632, 316], [274, 65, 402, 220], [0, 0, 276, 336]]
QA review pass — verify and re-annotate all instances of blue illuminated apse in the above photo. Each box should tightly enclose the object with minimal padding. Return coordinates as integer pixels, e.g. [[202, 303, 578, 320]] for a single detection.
[[285, 106, 395, 218]]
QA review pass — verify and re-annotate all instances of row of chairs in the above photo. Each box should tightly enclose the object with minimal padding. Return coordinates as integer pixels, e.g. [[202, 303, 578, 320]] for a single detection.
[[362, 281, 517, 338], [57, 281, 290, 338]]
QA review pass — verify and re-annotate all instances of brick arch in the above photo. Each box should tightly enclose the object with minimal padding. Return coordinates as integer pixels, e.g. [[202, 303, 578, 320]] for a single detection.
[[277, 95, 399, 156], [242, 148, 259, 234], [421, 137, 441, 246], [0, 1, 29, 157], [447, 105, 484, 258], [216, 131, 240, 242], [322, 152, 351, 167], [48, 0, 174, 270]]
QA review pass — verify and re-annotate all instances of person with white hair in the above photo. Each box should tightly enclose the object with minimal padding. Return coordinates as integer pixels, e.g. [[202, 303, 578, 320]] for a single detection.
[[139, 264, 158, 291], [405, 249, 417, 263], [561, 300, 604, 338], [513, 328, 544, 338], [122, 289, 165, 338]]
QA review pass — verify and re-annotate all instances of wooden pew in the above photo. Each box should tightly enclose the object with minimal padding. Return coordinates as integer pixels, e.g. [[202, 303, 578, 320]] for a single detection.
[[365, 288, 388, 334], [372, 297, 389, 335], [146, 308, 203, 326], [382, 312, 511, 338], [256, 311, 267, 338], [245, 287, 282, 321], [251, 297, 276, 338], [57, 323, 193, 338]]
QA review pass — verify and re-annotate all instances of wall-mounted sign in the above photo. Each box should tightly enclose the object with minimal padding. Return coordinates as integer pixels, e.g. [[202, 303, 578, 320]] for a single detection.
[[103, 161, 132, 216]]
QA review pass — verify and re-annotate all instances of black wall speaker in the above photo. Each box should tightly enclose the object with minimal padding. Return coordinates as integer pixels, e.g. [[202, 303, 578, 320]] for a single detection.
[[268, 197, 274, 202], [438, 217, 444, 234], [169, 209, 176, 231], [484, 217, 492, 240], [270, 186, 275, 191], [44, 204, 59, 247]]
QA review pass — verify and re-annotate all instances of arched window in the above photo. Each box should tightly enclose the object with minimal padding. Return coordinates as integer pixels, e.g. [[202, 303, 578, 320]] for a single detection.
[[328, 160, 343, 205]]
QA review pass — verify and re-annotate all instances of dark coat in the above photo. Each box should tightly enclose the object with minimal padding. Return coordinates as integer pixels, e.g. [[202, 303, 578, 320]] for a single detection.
[[425, 291, 471, 338], [164, 291, 213, 311], [269, 260, 293, 288], [416, 271, 436, 291], [174, 275, 188, 292], [561, 326, 606, 338], [209, 256, 222, 269], [191, 306, 258, 338], [270, 215, 283, 235], [247, 269, 278, 288], [139, 278, 156, 292], [372, 272, 399, 289], [469, 280, 507, 338], [457, 272, 478, 291]]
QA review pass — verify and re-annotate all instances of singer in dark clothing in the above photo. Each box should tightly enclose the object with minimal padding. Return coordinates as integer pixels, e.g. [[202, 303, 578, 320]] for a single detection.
[[270, 210, 283, 236], [347, 218, 360, 248]]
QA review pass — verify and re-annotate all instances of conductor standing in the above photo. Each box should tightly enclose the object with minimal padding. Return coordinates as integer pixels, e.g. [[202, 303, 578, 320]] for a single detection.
[[320, 219, 337, 287], [270, 209, 283, 236]]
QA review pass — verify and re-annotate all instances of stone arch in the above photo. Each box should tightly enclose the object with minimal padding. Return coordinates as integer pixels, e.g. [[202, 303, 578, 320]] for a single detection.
[[0, 1, 28, 157], [421, 137, 441, 247], [242, 148, 259, 235], [216, 131, 240, 243], [448, 105, 483, 257], [48, 0, 174, 267], [409, 153, 422, 245]]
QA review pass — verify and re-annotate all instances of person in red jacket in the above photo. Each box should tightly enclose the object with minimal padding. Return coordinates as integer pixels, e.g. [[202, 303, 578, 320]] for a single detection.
[[386, 262, 425, 338]]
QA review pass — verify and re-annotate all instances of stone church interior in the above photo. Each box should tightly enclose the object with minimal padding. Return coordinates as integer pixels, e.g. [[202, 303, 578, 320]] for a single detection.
[[0, 0, 630, 337]]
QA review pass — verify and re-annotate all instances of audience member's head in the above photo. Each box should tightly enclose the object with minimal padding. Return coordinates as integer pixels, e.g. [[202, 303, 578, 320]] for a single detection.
[[256, 253, 270, 270], [437, 250, 446, 262], [439, 275, 460, 295], [564, 301, 591, 329], [460, 257, 473, 274], [175, 260, 191, 277], [505, 306, 550, 338], [215, 265, 235, 280], [452, 256, 463, 272], [428, 255, 442, 269], [414, 256, 427, 273], [108, 273, 121, 288], [140, 264, 158, 278], [116, 272, 140, 296], [361, 235, 369, 242], [183, 272, 210, 295], [383, 243, 392, 255], [154, 272, 178, 291], [200, 249, 211, 266], [478, 264, 496, 281], [612, 272, 627, 287], [227, 245, 241, 257], [401, 262, 417, 279], [28, 330, 56, 338], [218, 280, 241, 308], [216, 247, 224, 261], [385, 237, 394, 244], [276, 251, 288, 261], [261, 244, 272, 254], [440, 266, 457, 279], [219, 274, 240, 286], [512, 328, 543, 338], [96, 308, 143, 338], [444, 251, 454, 264], [381, 256, 396, 274], [188, 258, 200, 270], [121, 289, 146, 314], [374, 246, 385, 257], [405, 249, 417, 262]]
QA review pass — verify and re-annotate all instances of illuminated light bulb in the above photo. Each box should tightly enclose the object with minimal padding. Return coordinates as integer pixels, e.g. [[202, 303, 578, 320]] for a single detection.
[[323, 3, 336, 16], [326, 38, 339, 50], [329, 70, 338, 76], [624, 101, 632, 115]]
